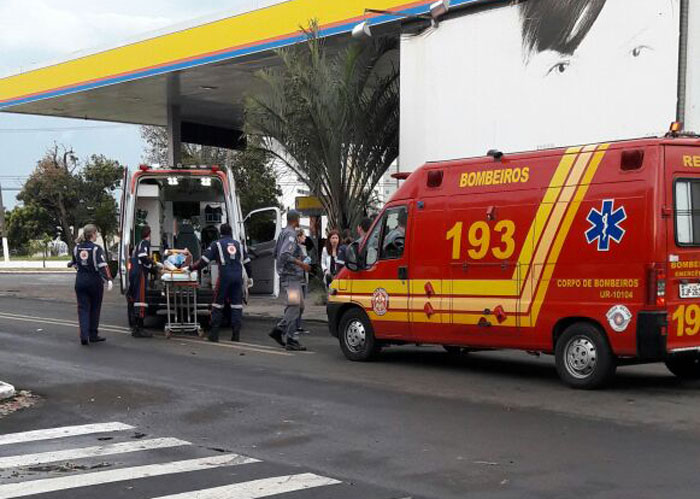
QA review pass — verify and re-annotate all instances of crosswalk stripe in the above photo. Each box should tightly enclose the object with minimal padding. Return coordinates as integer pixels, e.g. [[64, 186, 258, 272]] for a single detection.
[[0, 437, 191, 469], [0, 454, 259, 499], [150, 473, 342, 499], [0, 422, 133, 446]]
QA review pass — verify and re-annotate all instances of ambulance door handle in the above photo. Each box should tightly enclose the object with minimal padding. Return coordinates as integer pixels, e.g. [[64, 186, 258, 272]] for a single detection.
[[398, 266, 408, 280]]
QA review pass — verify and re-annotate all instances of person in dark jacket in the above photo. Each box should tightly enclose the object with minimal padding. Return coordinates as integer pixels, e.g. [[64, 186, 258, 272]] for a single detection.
[[127, 225, 157, 338], [188, 223, 250, 342], [69, 224, 113, 346]]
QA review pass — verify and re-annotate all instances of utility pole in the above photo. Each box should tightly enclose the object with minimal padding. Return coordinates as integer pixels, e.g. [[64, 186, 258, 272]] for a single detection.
[[0, 184, 9, 263]]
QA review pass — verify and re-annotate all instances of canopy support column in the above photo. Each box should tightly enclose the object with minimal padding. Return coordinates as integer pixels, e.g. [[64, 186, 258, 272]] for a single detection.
[[167, 104, 182, 167]]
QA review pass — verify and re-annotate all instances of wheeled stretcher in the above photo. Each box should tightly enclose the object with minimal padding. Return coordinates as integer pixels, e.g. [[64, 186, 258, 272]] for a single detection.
[[161, 270, 201, 338]]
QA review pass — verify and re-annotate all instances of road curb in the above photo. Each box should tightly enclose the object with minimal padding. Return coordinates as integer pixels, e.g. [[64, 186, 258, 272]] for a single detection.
[[0, 381, 15, 400], [0, 270, 73, 274]]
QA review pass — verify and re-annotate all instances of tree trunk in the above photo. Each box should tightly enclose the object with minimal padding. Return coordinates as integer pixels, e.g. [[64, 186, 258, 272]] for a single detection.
[[57, 193, 75, 253]]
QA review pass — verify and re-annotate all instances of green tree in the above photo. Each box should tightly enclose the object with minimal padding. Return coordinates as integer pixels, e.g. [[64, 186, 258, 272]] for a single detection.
[[18, 145, 123, 252], [79, 154, 124, 252], [140, 128, 281, 215], [245, 25, 399, 230], [6, 204, 53, 255]]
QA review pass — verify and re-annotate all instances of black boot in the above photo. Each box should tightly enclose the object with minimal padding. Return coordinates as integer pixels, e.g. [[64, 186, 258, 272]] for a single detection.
[[231, 324, 241, 342], [208, 327, 220, 343], [268, 327, 285, 347], [285, 338, 307, 351]]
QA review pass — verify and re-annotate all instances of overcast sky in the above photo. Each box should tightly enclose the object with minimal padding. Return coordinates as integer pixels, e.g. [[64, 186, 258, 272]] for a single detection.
[[0, 0, 257, 208]]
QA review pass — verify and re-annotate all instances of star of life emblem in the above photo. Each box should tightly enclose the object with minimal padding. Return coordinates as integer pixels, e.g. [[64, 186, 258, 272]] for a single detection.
[[371, 288, 390, 316], [227, 244, 237, 256], [79, 250, 89, 261], [585, 199, 627, 251]]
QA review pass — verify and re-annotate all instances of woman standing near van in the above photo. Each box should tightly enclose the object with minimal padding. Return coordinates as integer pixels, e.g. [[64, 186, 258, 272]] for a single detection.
[[70, 224, 113, 346], [321, 230, 342, 287]]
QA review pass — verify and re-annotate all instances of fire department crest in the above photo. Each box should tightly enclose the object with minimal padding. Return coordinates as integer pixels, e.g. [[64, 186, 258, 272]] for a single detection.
[[585, 199, 626, 251], [371, 288, 389, 316], [227, 244, 237, 256]]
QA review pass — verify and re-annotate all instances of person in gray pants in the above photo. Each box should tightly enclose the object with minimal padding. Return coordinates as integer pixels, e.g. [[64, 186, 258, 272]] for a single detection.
[[269, 210, 311, 351]]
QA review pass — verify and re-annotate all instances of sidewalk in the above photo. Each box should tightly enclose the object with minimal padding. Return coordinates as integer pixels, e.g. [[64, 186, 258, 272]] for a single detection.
[[245, 295, 328, 323], [0, 260, 72, 272]]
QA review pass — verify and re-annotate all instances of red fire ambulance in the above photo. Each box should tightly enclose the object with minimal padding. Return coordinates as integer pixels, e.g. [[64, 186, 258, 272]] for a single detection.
[[327, 134, 700, 388]]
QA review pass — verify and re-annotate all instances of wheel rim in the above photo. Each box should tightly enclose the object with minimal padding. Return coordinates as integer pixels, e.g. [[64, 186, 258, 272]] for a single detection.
[[344, 319, 366, 353], [564, 336, 597, 379]]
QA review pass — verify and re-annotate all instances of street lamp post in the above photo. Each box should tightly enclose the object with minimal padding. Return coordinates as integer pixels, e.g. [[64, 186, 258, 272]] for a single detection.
[[0, 184, 9, 263]]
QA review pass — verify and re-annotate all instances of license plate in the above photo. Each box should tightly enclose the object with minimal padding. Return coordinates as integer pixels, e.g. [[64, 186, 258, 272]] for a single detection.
[[680, 283, 700, 299]]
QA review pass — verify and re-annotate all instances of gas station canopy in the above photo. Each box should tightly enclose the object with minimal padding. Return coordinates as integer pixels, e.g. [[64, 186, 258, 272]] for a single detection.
[[0, 0, 471, 132]]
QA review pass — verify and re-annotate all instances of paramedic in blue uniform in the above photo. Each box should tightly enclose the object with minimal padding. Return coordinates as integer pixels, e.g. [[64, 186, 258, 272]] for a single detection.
[[188, 223, 250, 343], [128, 225, 157, 338], [69, 224, 113, 346]]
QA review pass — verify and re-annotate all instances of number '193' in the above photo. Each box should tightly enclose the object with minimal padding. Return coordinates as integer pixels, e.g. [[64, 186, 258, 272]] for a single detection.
[[672, 304, 700, 336]]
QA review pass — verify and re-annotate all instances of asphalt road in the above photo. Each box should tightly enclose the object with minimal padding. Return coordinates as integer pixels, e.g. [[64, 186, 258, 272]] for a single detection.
[[2, 274, 700, 498]]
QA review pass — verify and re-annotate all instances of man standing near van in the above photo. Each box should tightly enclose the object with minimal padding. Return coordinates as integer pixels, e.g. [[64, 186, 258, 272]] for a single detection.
[[128, 225, 156, 338], [269, 210, 311, 351], [188, 223, 249, 343]]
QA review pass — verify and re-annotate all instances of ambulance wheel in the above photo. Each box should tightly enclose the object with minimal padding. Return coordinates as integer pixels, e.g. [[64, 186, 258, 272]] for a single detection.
[[339, 308, 381, 361], [555, 323, 616, 389], [665, 352, 700, 379]]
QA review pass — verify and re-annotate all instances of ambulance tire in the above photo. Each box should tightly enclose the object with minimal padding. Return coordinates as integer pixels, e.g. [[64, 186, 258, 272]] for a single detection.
[[665, 352, 700, 380], [443, 346, 469, 355], [555, 323, 616, 389], [338, 308, 381, 361]]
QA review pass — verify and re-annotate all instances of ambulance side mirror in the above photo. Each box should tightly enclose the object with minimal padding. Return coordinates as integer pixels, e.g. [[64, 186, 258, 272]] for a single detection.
[[345, 242, 361, 272]]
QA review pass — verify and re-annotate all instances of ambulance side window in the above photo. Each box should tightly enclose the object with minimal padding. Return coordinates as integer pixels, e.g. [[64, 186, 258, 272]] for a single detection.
[[380, 207, 408, 260], [675, 179, 700, 245]]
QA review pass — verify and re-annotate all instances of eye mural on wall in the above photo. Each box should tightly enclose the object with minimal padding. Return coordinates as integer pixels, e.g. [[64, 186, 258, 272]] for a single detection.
[[400, 0, 679, 171], [520, 0, 607, 76], [518, 0, 662, 78]]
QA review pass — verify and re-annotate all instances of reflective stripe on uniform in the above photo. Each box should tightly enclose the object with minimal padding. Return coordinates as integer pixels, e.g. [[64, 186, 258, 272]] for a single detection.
[[98, 263, 108, 268], [92, 247, 99, 270], [211, 303, 225, 309], [243, 257, 251, 264], [133, 302, 149, 308], [231, 304, 244, 309], [216, 242, 225, 265], [201, 255, 210, 263], [138, 253, 148, 257]]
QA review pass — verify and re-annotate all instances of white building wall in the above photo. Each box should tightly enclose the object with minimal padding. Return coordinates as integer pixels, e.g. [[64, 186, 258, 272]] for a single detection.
[[687, 0, 700, 133]]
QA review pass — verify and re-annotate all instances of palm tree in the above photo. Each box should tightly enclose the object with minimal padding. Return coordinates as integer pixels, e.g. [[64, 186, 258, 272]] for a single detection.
[[245, 25, 399, 231]]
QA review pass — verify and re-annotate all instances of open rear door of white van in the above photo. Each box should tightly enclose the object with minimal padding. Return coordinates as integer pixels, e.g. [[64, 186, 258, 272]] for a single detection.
[[224, 164, 282, 296], [244, 207, 282, 296], [118, 167, 132, 295]]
